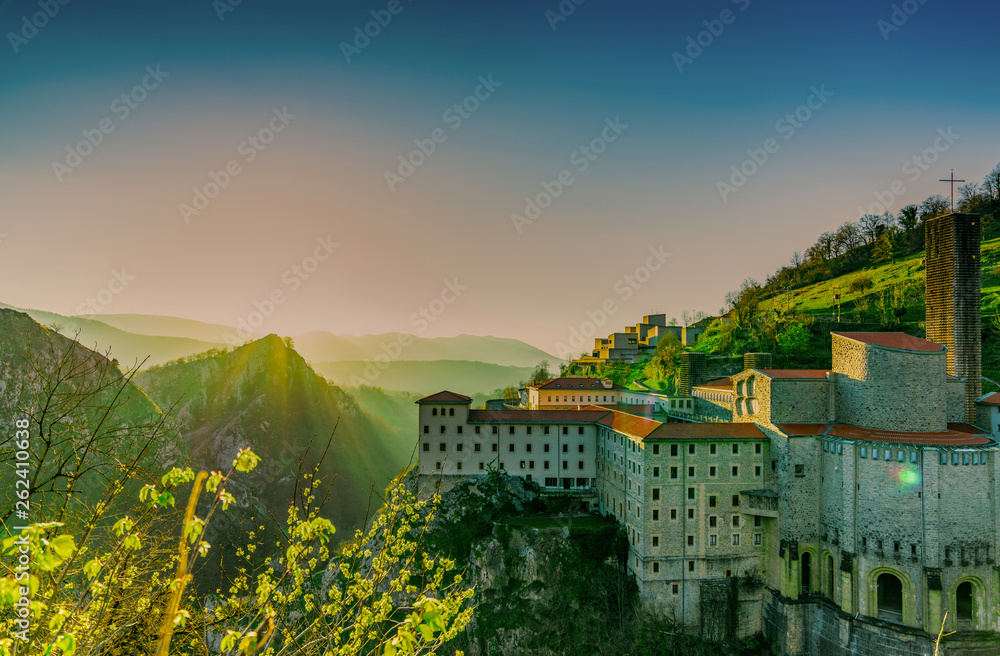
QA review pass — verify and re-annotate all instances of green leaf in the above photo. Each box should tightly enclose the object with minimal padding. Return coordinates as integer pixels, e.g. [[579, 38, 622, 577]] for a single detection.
[[83, 559, 101, 580], [233, 448, 261, 472], [49, 535, 76, 560], [221, 633, 237, 652], [56, 634, 76, 656]]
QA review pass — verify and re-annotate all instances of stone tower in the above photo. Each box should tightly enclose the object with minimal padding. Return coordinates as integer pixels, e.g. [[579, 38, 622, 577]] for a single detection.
[[678, 351, 707, 396], [925, 212, 981, 423]]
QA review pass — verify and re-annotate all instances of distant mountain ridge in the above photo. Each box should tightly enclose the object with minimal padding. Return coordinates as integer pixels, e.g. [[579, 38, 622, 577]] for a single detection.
[[0, 305, 557, 370], [314, 359, 533, 395]]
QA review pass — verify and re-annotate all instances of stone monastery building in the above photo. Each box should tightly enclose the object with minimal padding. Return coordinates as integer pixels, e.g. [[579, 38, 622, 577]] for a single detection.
[[417, 214, 998, 656]]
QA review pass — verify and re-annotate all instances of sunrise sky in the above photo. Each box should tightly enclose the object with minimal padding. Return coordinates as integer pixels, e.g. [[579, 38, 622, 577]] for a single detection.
[[1, 0, 998, 353]]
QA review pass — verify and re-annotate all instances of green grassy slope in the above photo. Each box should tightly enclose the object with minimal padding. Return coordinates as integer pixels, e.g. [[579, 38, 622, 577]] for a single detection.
[[760, 236, 1000, 319], [314, 360, 533, 396]]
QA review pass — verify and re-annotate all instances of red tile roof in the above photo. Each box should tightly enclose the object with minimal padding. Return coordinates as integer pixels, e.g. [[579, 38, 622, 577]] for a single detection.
[[755, 370, 829, 380], [593, 409, 662, 439], [467, 409, 610, 424], [416, 391, 472, 403], [977, 392, 1000, 405], [644, 422, 765, 441], [530, 377, 626, 390], [833, 332, 944, 353], [778, 423, 830, 436], [827, 424, 992, 446], [694, 377, 733, 391]]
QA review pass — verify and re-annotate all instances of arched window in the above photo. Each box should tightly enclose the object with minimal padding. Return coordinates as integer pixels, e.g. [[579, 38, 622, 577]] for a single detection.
[[956, 581, 974, 623], [825, 554, 835, 597], [801, 552, 812, 594], [877, 573, 903, 622]]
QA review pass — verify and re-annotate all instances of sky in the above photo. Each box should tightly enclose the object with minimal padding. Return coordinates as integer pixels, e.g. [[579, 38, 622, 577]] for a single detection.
[[1, 0, 998, 354]]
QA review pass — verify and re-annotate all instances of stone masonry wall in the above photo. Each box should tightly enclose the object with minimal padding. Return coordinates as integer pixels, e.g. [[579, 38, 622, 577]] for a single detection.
[[832, 336, 947, 431]]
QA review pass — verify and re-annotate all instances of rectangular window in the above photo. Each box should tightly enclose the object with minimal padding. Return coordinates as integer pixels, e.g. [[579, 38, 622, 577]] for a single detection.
[[475, 426, 481, 434], [544, 460, 550, 470], [687, 487, 695, 500], [578, 444, 584, 453], [963, 453, 970, 465], [687, 535, 694, 546], [653, 444, 660, 455], [423, 425, 429, 434], [520, 461, 526, 469], [688, 466, 695, 478], [755, 443, 762, 454], [754, 516, 762, 527], [732, 515, 739, 527], [860, 447, 867, 458], [422, 443, 429, 452], [457, 462, 462, 470], [709, 495, 717, 508], [652, 488, 660, 500], [509, 444, 515, 453], [440, 426, 446, 434], [439, 443, 446, 452], [492, 426, 498, 434], [755, 465, 761, 477], [688, 444, 695, 455], [526, 443, 532, 453], [688, 561, 694, 572], [492, 443, 498, 452], [670, 508, 677, 520], [688, 508, 694, 519], [673, 584, 679, 594], [732, 465, 739, 477], [709, 516, 717, 527], [479, 462, 485, 470], [873, 448, 879, 459], [529, 460, 535, 469], [562, 461, 568, 470], [671, 444, 678, 457], [652, 536, 659, 547], [753, 533, 762, 546], [710, 534, 717, 546], [710, 443, 716, 455], [653, 466, 660, 477], [456, 443, 464, 452], [670, 467, 678, 479], [732, 534, 740, 546], [435, 461, 441, 469], [544, 443, 550, 452], [731, 494, 740, 507], [794, 464, 804, 477], [652, 509, 659, 520], [578, 461, 584, 470], [562, 427, 568, 435], [509, 426, 515, 435], [709, 466, 716, 477], [526, 426, 532, 435], [475, 443, 481, 452], [544, 426, 550, 435], [545, 477, 557, 486], [562, 444, 568, 453], [732, 444, 739, 455], [457, 426, 463, 434], [579, 427, 584, 435]]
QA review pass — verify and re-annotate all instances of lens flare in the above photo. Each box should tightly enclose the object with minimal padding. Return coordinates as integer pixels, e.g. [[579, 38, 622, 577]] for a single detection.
[[898, 469, 920, 486]]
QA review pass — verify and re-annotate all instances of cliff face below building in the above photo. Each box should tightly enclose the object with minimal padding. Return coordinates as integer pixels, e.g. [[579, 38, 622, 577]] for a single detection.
[[428, 474, 766, 656]]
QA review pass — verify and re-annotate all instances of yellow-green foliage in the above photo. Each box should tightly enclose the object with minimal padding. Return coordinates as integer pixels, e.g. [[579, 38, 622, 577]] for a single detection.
[[0, 450, 473, 656]]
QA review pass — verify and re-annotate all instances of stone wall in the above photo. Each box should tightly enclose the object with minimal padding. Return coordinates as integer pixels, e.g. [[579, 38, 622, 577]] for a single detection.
[[832, 335, 947, 432]]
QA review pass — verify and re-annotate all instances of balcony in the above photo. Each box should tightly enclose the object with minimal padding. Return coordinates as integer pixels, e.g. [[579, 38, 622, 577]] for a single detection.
[[739, 489, 778, 518]]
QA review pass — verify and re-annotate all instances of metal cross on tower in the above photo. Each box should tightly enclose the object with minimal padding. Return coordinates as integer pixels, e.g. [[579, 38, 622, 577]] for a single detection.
[[939, 168, 965, 212]]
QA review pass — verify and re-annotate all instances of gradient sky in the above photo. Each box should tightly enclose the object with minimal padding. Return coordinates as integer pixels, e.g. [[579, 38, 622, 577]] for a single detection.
[[1, 0, 998, 354]]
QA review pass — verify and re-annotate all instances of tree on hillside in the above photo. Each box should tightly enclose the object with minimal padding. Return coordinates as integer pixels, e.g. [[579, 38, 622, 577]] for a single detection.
[[872, 226, 904, 265], [644, 335, 683, 392], [530, 360, 553, 384], [920, 194, 950, 220], [983, 162, 1000, 203], [898, 205, 919, 231]]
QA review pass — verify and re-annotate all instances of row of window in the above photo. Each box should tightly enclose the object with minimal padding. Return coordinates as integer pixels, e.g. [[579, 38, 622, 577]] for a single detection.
[[652, 464, 760, 479], [545, 394, 612, 403], [431, 407, 456, 416], [423, 424, 587, 436], [652, 442, 762, 456], [424, 442, 585, 454], [430, 459, 593, 475]]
